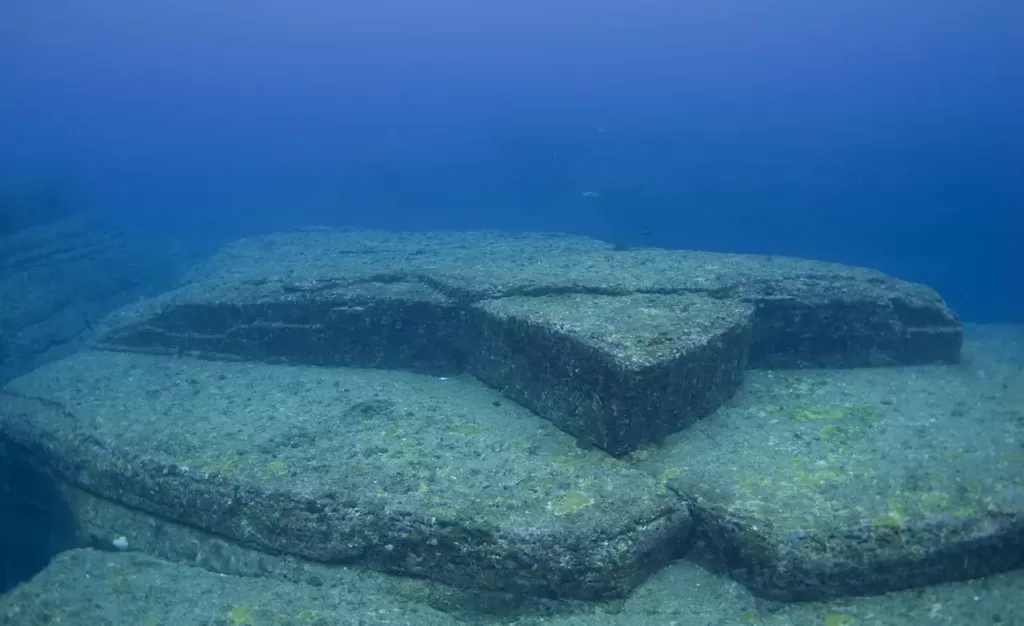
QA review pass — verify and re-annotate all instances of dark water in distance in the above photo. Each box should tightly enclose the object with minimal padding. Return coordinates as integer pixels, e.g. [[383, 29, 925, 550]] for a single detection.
[[1, 1, 1021, 321]]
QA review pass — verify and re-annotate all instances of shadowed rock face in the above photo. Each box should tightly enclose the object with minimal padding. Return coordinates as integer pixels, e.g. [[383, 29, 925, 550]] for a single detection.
[[97, 228, 961, 454]]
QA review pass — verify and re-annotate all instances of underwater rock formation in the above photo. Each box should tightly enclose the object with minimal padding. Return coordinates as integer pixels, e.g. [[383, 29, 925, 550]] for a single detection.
[[5, 228, 1014, 613]]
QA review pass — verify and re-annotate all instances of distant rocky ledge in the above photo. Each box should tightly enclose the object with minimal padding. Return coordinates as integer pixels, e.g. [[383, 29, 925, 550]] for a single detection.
[[0, 181, 77, 238], [97, 228, 962, 455], [0, 216, 170, 385]]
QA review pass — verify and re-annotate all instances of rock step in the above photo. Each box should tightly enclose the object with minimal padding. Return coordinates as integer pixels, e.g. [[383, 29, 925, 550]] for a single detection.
[[468, 293, 751, 453], [0, 350, 689, 600], [98, 228, 962, 454]]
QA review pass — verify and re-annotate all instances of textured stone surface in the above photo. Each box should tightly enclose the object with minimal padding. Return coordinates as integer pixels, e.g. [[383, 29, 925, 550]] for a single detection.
[[632, 327, 1024, 601], [0, 350, 689, 600], [97, 228, 962, 453]]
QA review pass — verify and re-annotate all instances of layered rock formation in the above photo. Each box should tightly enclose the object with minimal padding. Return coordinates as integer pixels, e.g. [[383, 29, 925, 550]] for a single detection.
[[97, 229, 962, 455]]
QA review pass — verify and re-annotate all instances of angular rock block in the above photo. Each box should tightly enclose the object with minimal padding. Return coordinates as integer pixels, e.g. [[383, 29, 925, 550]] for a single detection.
[[466, 294, 753, 455], [0, 351, 690, 600], [96, 229, 962, 453]]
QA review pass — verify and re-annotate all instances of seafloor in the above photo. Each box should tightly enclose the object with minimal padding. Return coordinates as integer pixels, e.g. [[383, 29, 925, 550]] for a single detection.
[[0, 222, 1021, 625]]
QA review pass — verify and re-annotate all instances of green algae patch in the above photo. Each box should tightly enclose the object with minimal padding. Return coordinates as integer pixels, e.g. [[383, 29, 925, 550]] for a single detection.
[[548, 491, 595, 516]]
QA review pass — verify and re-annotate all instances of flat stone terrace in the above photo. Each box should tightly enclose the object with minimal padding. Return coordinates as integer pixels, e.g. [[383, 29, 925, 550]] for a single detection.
[[97, 228, 962, 454]]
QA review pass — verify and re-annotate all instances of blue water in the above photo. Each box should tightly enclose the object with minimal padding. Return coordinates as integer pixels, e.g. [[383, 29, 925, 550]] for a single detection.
[[2, 1, 1021, 323]]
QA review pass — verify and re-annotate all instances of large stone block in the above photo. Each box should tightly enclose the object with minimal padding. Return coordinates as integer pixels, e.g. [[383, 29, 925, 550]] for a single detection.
[[0, 350, 689, 600]]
